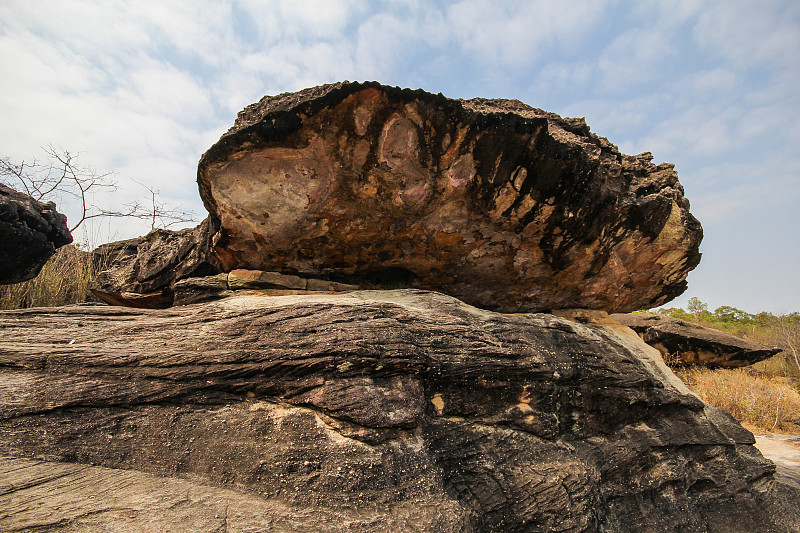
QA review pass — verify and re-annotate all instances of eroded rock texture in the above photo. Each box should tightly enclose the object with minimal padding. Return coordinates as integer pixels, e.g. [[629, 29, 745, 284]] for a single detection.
[[198, 82, 702, 313], [1, 290, 796, 532], [90, 218, 221, 307], [612, 312, 782, 368], [0, 183, 72, 284]]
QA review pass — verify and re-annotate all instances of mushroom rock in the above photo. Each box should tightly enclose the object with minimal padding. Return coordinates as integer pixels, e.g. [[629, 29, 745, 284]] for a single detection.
[[197, 81, 702, 313], [0, 183, 73, 284], [611, 312, 782, 368]]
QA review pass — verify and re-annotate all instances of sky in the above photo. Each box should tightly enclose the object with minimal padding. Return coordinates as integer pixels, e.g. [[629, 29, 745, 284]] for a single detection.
[[0, 0, 798, 313]]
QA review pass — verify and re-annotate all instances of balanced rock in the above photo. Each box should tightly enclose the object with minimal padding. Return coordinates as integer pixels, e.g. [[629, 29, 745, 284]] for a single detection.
[[197, 82, 702, 313], [0, 183, 72, 284], [611, 312, 782, 368], [1, 290, 796, 531]]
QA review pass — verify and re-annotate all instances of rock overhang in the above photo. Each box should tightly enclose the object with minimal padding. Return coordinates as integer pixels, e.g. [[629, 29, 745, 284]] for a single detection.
[[196, 81, 702, 314]]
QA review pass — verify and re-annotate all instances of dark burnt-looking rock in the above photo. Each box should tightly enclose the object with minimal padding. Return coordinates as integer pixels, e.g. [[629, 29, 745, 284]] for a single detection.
[[0, 183, 72, 284], [197, 82, 702, 313], [90, 217, 222, 308], [612, 312, 782, 368], [0, 290, 796, 532]]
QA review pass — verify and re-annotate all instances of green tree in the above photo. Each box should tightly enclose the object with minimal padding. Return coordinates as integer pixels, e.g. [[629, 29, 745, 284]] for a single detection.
[[687, 297, 708, 320], [713, 305, 753, 324]]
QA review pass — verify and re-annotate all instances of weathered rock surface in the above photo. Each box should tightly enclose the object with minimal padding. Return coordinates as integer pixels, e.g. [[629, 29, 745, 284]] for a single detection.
[[172, 268, 361, 305], [197, 81, 702, 313], [90, 217, 221, 307], [753, 433, 800, 492], [611, 312, 782, 368], [0, 183, 72, 284], [1, 290, 796, 532]]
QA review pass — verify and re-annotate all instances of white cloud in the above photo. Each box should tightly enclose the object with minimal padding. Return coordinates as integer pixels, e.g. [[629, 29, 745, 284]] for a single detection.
[[692, 0, 800, 71], [445, 0, 611, 70], [687, 68, 738, 99], [236, 0, 367, 44], [535, 62, 593, 92], [595, 27, 677, 92], [0, 0, 798, 310], [689, 164, 800, 222]]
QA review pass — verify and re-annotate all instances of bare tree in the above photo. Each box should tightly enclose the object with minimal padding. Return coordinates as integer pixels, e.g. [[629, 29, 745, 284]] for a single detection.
[[774, 313, 800, 373], [1, 146, 196, 233], [130, 179, 196, 231]]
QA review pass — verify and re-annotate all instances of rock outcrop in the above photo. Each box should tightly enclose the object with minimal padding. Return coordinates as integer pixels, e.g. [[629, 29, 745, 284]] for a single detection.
[[0, 183, 72, 284], [90, 218, 221, 307], [1, 290, 797, 532], [90, 219, 361, 307], [612, 312, 782, 368], [197, 81, 702, 313]]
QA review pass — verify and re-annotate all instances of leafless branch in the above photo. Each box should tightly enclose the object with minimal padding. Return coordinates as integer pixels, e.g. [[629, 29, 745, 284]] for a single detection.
[[1, 147, 197, 233], [774, 314, 800, 373]]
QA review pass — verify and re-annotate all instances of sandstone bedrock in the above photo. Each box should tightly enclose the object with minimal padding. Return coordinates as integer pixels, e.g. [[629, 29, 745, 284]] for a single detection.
[[1, 291, 796, 532]]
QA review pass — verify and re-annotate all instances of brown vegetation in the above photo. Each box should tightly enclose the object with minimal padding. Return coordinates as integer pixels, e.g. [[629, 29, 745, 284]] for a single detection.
[[659, 298, 800, 434], [676, 367, 800, 435], [0, 244, 100, 309]]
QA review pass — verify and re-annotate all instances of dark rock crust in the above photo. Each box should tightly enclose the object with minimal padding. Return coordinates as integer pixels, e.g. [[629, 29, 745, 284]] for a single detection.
[[0, 183, 72, 284], [1, 290, 796, 532], [197, 81, 702, 313]]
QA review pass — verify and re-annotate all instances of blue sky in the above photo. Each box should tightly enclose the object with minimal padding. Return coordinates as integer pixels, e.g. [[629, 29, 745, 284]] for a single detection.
[[1, 0, 798, 313]]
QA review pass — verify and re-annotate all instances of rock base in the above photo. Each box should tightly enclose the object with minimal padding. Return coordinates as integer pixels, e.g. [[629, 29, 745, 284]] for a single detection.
[[1, 290, 796, 532]]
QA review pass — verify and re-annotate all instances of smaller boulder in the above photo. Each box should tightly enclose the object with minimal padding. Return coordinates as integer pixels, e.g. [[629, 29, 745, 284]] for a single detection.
[[90, 218, 221, 308], [611, 312, 781, 368], [0, 184, 73, 284]]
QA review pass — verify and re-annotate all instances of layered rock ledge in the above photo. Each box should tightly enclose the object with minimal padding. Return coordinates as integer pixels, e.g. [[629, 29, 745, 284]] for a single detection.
[[196, 81, 702, 313], [1, 290, 796, 532], [612, 312, 782, 368]]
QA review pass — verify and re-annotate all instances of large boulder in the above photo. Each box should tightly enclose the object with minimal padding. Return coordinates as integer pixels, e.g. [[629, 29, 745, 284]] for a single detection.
[[0, 290, 796, 532], [197, 82, 702, 313], [611, 312, 782, 368], [0, 183, 72, 284]]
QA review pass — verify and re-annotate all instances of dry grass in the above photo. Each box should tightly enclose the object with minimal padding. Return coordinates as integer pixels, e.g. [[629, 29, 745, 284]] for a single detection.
[[0, 244, 101, 309], [675, 367, 800, 435]]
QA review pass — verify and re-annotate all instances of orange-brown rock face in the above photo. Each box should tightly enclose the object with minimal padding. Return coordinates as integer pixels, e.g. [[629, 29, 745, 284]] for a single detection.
[[198, 82, 702, 313]]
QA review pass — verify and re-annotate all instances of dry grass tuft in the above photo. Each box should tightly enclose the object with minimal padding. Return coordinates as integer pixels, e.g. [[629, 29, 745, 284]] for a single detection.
[[675, 367, 800, 435], [0, 244, 103, 309]]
